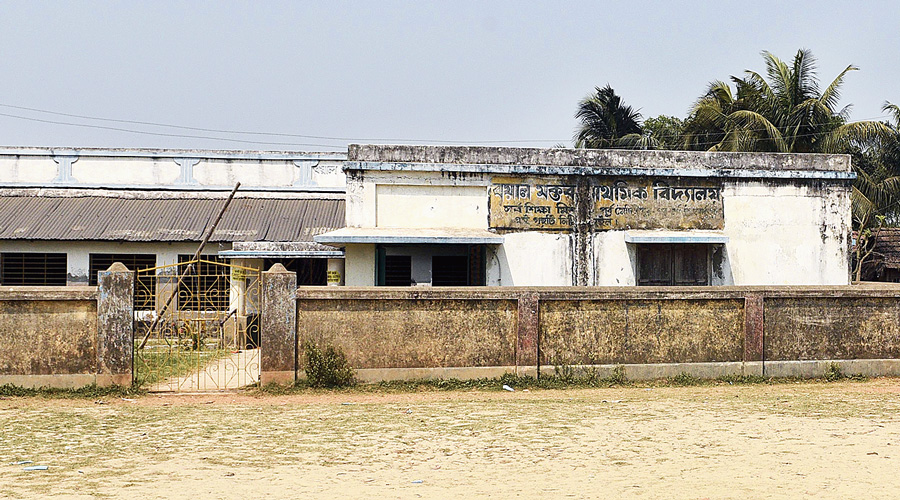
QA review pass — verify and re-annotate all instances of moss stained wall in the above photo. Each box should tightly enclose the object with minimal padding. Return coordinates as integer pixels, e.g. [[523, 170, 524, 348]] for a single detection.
[[297, 299, 517, 369], [765, 297, 900, 360], [539, 299, 745, 365], [292, 286, 900, 377], [0, 299, 97, 375]]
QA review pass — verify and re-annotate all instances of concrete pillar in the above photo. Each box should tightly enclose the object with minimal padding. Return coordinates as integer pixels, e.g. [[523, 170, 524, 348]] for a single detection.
[[743, 294, 765, 376], [326, 258, 345, 286], [97, 262, 134, 387], [516, 293, 540, 377], [260, 263, 297, 385]]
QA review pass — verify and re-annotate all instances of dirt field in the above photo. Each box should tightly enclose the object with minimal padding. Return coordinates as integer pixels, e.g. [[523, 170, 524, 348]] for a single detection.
[[2, 379, 900, 499]]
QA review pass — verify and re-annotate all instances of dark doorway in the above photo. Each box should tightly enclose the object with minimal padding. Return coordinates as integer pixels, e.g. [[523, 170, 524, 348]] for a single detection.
[[263, 258, 327, 286]]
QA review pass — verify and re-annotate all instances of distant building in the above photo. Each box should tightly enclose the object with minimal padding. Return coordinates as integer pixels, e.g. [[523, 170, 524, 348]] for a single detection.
[[0, 145, 856, 288], [316, 145, 854, 286], [854, 228, 900, 282], [0, 147, 347, 286]]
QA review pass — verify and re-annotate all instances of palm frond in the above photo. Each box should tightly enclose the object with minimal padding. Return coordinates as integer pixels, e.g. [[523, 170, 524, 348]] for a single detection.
[[820, 64, 859, 111], [616, 133, 659, 150], [791, 48, 820, 102], [851, 185, 876, 224], [883, 101, 900, 127], [574, 85, 643, 149], [761, 51, 792, 99], [743, 71, 775, 103], [728, 110, 788, 152], [820, 121, 893, 153]]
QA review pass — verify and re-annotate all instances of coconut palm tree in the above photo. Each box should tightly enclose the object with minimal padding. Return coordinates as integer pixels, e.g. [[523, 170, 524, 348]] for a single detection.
[[850, 101, 900, 279], [683, 49, 888, 154], [882, 101, 900, 171], [574, 85, 643, 149], [853, 102, 900, 224]]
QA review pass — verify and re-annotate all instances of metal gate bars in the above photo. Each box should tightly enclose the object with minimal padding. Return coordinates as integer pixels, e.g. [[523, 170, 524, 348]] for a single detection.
[[133, 259, 262, 391]]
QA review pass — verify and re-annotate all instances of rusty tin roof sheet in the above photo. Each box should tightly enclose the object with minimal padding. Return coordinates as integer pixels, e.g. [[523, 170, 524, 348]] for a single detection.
[[0, 196, 345, 242]]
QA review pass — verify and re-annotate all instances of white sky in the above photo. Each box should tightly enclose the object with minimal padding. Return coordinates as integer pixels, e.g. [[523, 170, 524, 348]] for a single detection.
[[0, 1, 897, 152]]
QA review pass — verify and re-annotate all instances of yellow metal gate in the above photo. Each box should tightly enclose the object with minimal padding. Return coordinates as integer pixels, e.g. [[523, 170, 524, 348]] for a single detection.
[[133, 259, 262, 391]]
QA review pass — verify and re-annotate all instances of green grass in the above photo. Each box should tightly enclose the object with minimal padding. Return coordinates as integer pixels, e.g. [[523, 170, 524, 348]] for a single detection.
[[0, 383, 142, 398], [134, 348, 232, 387], [254, 368, 869, 396]]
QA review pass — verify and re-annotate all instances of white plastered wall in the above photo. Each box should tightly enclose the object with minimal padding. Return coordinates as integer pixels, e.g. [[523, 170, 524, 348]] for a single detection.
[[343, 244, 376, 286], [0, 154, 345, 189], [488, 232, 572, 286], [73, 158, 179, 185], [592, 231, 637, 286], [376, 185, 486, 228], [587, 181, 850, 286], [342, 170, 852, 287], [721, 180, 850, 285], [347, 171, 489, 228]]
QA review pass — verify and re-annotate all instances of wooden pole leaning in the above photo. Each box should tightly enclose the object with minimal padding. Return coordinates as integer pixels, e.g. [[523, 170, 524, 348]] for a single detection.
[[137, 182, 241, 350]]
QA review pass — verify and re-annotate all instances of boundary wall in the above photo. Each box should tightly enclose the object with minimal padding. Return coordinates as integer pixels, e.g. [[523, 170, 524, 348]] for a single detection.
[[263, 283, 900, 383], [6, 265, 900, 389], [0, 264, 133, 388]]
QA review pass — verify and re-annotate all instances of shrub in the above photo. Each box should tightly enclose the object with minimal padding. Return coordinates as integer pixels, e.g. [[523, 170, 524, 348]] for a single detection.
[[304, 342, 355, 388], [671, 372, 700, 386], [554, 364, 576, 383], [824, 363, 845, 382], [609, 365, 628, 385]]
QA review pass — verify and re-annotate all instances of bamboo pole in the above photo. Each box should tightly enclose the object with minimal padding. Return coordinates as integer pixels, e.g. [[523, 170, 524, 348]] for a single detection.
[[138, 182, 241, 350]]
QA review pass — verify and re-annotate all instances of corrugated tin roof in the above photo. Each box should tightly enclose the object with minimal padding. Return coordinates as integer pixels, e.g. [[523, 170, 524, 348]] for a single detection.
[[0, 196, 345, 242]]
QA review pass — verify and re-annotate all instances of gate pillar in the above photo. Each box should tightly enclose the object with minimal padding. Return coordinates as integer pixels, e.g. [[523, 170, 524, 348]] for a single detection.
[[260, 264, 297, 385], [98, 262, 134, 387]]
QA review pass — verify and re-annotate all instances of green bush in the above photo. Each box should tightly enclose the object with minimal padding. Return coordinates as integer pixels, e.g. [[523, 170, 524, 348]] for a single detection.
[[304, 342, 355, 388], [554, 364, 576, 383], [671, 372, 700, 386], [609, 365, 627, 385], [0, 383, 142, 398], [824, 363, 845, 382]]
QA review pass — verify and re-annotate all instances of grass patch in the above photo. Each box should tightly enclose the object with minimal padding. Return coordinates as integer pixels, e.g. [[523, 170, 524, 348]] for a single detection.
[[823, 362, 868, 382], [134, 348, 232, 387], [0, 383, 143, 399], [303, 343, 355, 388], [252, 366, 874, 396]]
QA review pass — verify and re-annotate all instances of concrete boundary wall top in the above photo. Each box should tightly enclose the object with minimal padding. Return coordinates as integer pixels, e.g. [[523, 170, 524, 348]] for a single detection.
[[0, 286, 97, 300], [294, 285, 900, 301], [348, 144, 851, 173]]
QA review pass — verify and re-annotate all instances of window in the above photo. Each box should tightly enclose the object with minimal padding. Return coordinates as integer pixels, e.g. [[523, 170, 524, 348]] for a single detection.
[[0, 253, 67, 286], [263, 258, 327, 286], [383, 255, 412, 286], [637, 244, 709, 286], [178, 255, 230, 311], [432, 256, 468, 286], [376, 245, 486, 286], [89, 254, 157, 308]]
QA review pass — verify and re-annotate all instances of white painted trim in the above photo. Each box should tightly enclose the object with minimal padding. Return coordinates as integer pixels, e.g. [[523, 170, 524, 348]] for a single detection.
[[624, 231, 729, 244]]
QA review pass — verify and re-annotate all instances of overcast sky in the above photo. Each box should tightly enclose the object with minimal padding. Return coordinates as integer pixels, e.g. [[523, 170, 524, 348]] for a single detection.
[[0, 1, 897, 152]]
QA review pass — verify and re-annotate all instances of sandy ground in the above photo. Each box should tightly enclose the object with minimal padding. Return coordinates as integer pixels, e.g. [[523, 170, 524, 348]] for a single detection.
[[2, 379, 900, 499], [154, 349, 260, 392]]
